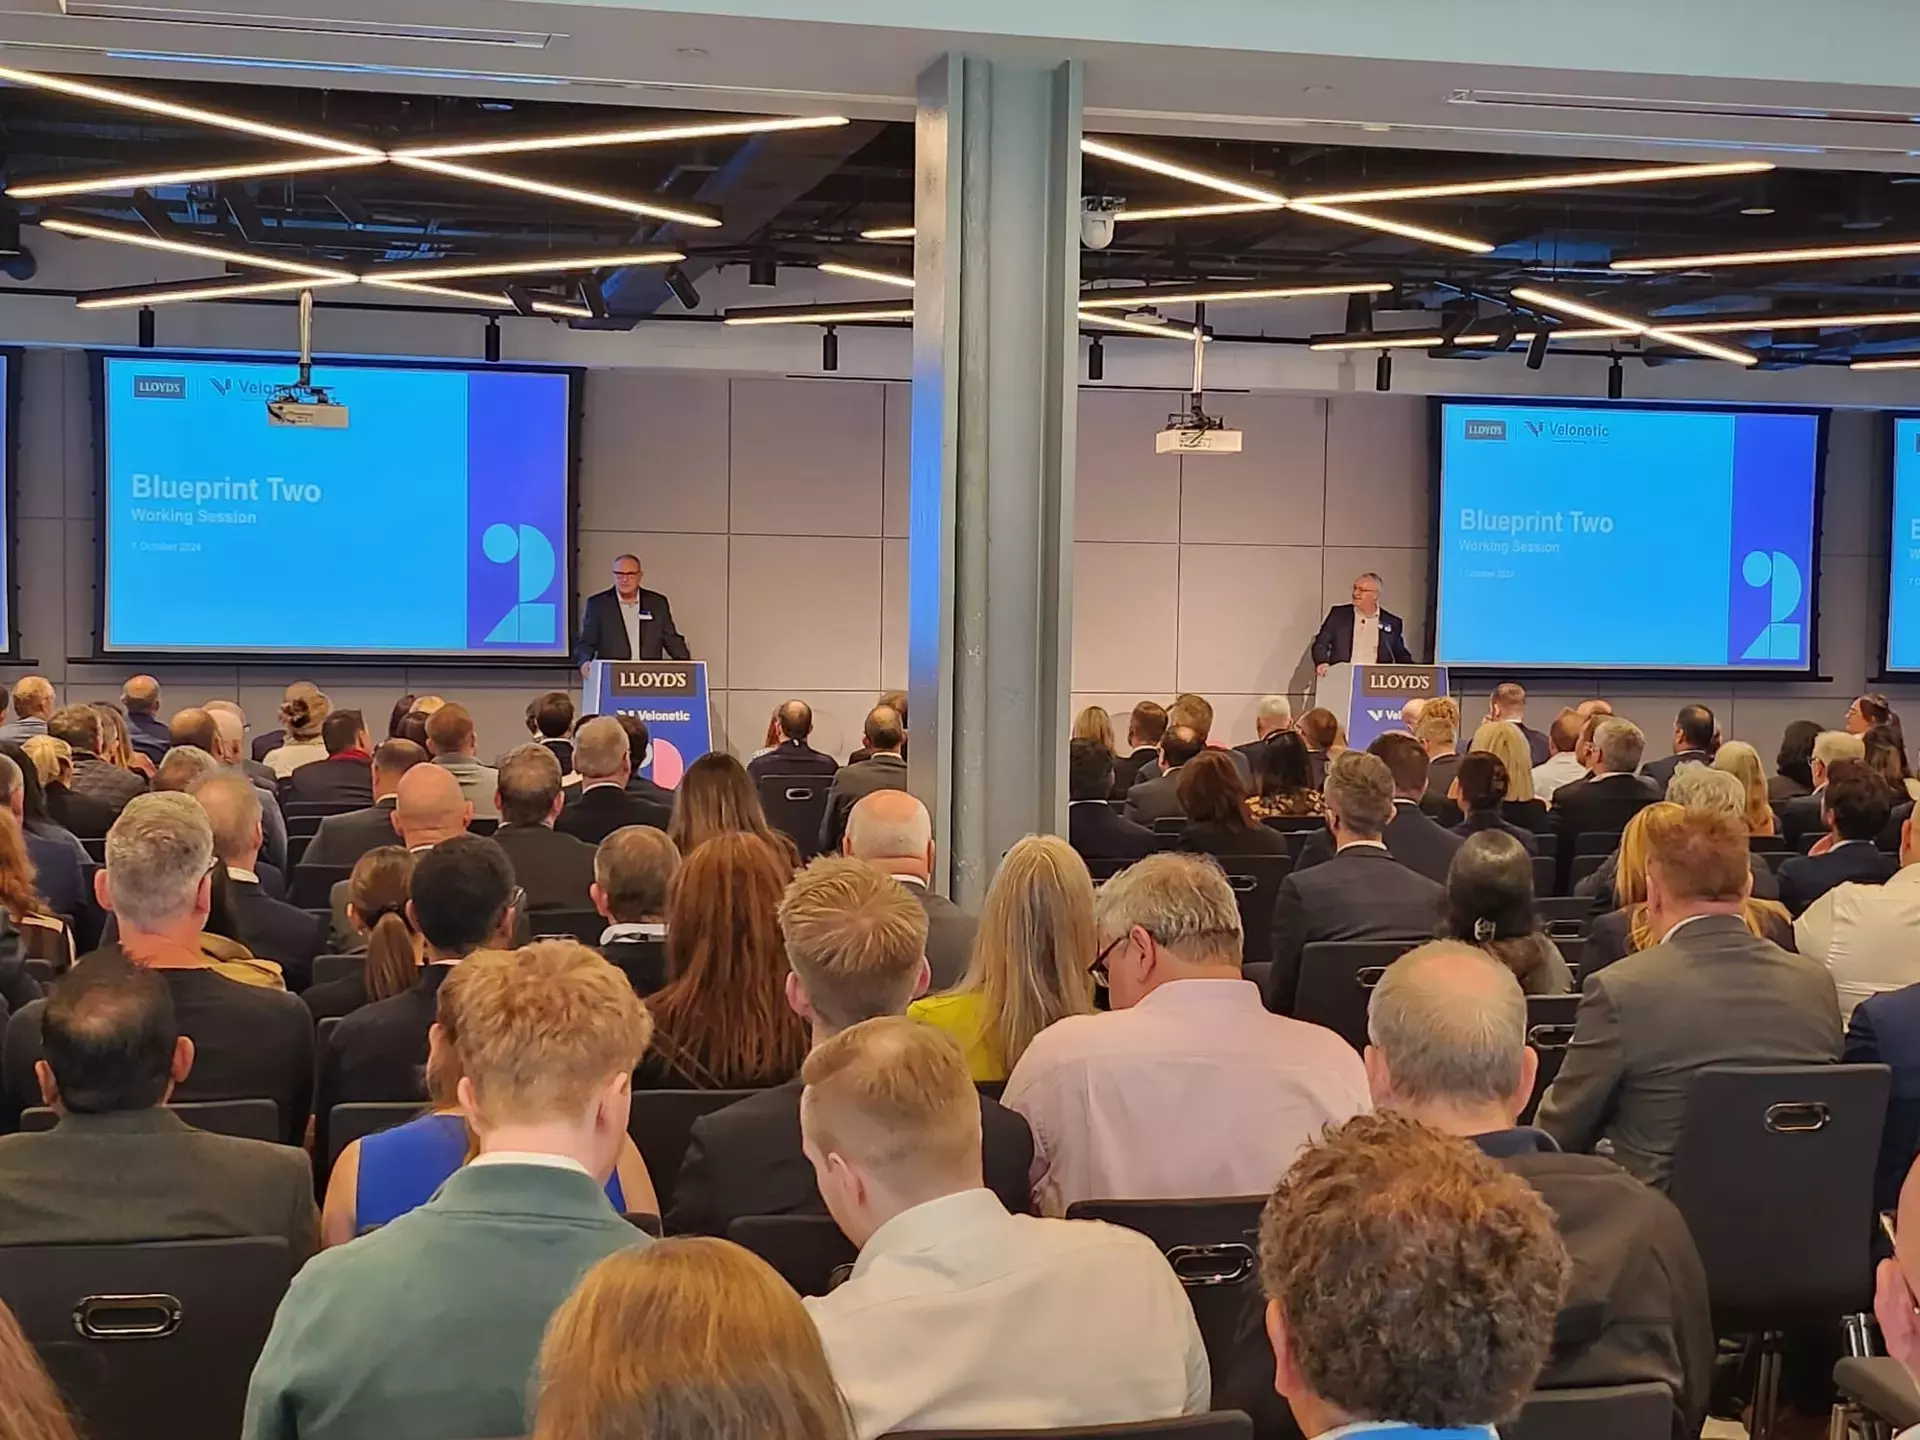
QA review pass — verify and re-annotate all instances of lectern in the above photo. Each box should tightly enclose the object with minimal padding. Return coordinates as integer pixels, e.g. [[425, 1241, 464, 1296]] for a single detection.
[[1316, 664, 1450, 750], [583, 659, 713, 789]]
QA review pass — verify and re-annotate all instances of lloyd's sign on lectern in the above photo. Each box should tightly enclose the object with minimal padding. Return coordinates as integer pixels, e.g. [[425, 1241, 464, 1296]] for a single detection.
[[583, 660, 714, 788], [1317, 663, 1450, 751]]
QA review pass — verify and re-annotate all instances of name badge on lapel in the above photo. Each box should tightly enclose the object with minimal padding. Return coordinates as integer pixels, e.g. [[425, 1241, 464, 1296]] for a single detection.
[[636, 611, 654, 622]]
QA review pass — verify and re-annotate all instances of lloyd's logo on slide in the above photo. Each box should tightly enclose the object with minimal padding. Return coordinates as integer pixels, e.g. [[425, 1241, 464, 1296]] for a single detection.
[[1463, 419, 1506, 440]]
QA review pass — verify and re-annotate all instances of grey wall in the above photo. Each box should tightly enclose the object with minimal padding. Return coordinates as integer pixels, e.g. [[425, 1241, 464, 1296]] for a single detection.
[[8, 350, 1907, 767]]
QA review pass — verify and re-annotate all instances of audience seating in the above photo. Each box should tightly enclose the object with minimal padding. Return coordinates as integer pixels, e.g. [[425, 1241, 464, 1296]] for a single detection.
[[1572, 832, 1622, 857], [25, 955, 57, 984], [757, 774, 833, 861], [80, 836, 106, 863], [1500, 1382, 1674, 1440], [289, 864, 351, 910], [1064, 1197, 1264, 1389], [310, 953, 361, 987], [0, 1237, 292, 1440], [281, 800, 366, 820], [1240, 961, 1270, 996], [627, 1089, 761, 1212], [325, 1102, 427, 1171], [285, 835, 312, 868], [1258, 816, 1325, 833], [469, 816, 499, 836], [1834, 1356, 1920, 1434], [1568, 854, 1609, 891], [725, 1214, 857, 1297], [1216, 856, 1292, 966], [1668, 1064, 1891, 1439], [886, 1415, 1254, 1440], [20, 1099, 284, 1144], [1085, 858, 1131, 884], [1150, 816, 1185, 836], [1534, 897, 1594, 936], [1796, 832, 1823, 855], [1519, 996, 1580, 1125], [1292, 941, 1411, 1051], [1531, 855, 1556, 897], [1750, 834, 1790, 854], [528, 908, 606, 945]]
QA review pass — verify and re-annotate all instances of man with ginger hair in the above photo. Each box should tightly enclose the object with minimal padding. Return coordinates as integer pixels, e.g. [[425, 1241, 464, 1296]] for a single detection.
[[802, 1016, 1207, 1440], [243, 942, 650, 1440]]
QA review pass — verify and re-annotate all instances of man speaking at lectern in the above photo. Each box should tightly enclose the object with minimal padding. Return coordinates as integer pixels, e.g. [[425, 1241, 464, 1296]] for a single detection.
[[1312, 571, 1414, 676], [575, 553, 691, 672]]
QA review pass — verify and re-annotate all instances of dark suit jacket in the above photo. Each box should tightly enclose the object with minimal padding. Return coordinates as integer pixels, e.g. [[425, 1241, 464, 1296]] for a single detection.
[[1124, 768, 1187, 826], [280, 754, 374, 807], [491, 823, 598, 912], [225, 876, 326, 992], [45, 781, 118, 840], [1776, 840, 1899, 917], [1310, 603, 1414, 665], [1296, 800, 1463, 884], [1454, 811, 1540, 854], [667, 1077, 1034, 1238], [556, 783, 671, 846], [0, 1108, 316, 1268], [1518, 723, 1551, 768], [1111, 746, 1158, 799], [573, 586, 690, 664], [300, 798, 400, 871], [1266, 845, 1444, 1013], [1845, 982, 1920, 1213], [1641, 749, 1713, 794], [1552, 772, 1660, 891], [1068, 802, 1157, 863], [1535, 914, 1842, 1189], [600, 934, 669, 997], [1421, 754, 1464, 825], [747, 741, 840, 781], [313, 964, 451, 1162], [819, 753, 909, 854], [1779, 787, 1828, 846], [905, 881, 976, 992], [1769, 773, 1813, 805], [23, 829, 88, 930], [124, 710, 172, 766]]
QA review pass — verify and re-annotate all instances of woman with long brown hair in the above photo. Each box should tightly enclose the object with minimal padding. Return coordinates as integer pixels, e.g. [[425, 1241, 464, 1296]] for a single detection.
[[639, 832, 808, 1090], [0, 807, 73, 970], [0, 1297, 77, 1440], [533, 1238, 849, 1440], [668, 751, 797, 865], [302, 847, 422, 1021], [1175, 750, 1290, 860]]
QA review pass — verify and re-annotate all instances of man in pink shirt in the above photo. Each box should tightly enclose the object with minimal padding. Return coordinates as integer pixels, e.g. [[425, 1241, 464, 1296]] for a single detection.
[[1001, 853, 1370, 1216]]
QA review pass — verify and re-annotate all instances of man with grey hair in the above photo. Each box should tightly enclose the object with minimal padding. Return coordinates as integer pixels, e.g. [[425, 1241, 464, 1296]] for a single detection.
[[191, 772, 325, 989], [591, 825, 681, 995], [154, 745, 220, 794], [490, 742, 595, 913], [0, 675, 55, 745], [1264, 752, 1446, 1016], [0, 792, 312, 1138], [1576, 762, 1780, 904], [1552, 717, 1661, 890], [1004, 852, 1366, 1215], [0, 750, 88, 926], [844, 788, 974, 991], [556, 715, 670, 845], [1233, 696, 1294, 772], [1311, 571, 1413, 675]]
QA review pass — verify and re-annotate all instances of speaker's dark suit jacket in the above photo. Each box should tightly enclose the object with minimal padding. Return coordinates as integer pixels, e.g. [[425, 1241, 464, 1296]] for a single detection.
[[1640, 748, 1713, 794], [818, 753, 909, 854], [556, 782, 672, 846], [1068, 801, 1157, 863], [225, 874, 327, 992], [280, 755, 373, 808], [1266, 844, 1444, 1014], [747, 741, 840, 781], [1536, 914, 1841, 1190], [0, 1108, 316, 1267], [1295, 799, 1463, 884], [1309, 603, 1414, 666], [490, 823, 598, 913], [300, 798, 400, 871], [667, 1077, 1034, 1238], [572, 586, 690, 664], [1776, 840, 1899, 917], [313, 963, 451, 1163]]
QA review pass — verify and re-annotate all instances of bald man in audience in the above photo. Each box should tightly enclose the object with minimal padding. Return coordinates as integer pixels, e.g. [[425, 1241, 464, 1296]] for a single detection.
[[803, 1017, 1207, 1439], [327, 761, 470, 950], [749, 699, 841, 780], [121, 675, 171, 765], [844, 789, 975, 990], [302, 739, 427, 873], [0, 675, 53, 745]]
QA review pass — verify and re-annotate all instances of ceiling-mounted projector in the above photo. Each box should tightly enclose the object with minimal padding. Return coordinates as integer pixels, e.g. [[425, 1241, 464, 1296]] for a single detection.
[[1156, 404, 1242, 454], [267, 286, 349, 428]]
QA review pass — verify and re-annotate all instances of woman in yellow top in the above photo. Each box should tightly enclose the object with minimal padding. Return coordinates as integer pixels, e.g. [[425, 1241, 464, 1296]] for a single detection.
[[908, 834, 1098, 1082]]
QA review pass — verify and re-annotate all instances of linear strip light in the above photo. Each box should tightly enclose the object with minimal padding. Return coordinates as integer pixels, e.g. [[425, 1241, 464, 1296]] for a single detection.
[[818, 262, 915, 289], [362, 278, 592, 318], [392, 156, 721, 226], [390, 113, 849, 160], [1663, 308, 1920, 335], [1290, 200, 1494, 254], [724, 301, 914, 326], [1301, 159, 1773, 207], [364, 250, 684, 283], [1613, 238, 1920, 272], [0, 63, 382, 157], [1077, 310, 1208, 340], [1510, 285, 1756, 365], [1309, 327, 1634, 351], [1080, 138, 1286, 204], [41, 216, 357, 279], [857, 225, 916, 240], [75, 275, 355, 309], [1078, 280, 1391, 309], [10, 153, 380, 199], [1851, 356, 1920, 371], [1115, 201, 1286, 224]]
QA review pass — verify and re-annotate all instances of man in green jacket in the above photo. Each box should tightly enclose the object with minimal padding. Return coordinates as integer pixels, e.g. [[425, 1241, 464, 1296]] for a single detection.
[[242, 940, 653, 1440]]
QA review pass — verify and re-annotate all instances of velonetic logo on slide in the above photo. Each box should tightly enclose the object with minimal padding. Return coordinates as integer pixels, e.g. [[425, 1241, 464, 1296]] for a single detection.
[[1463, 419, 1506, 440], [206, 376, 280, 401], [132, 376, 185, 399], [1523, 418, 1610, 442]]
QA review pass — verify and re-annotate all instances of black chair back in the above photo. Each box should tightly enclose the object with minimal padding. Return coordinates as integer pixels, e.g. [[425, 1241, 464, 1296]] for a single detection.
[[1573, 831, 1622, 857], [1500, 1382, 1674, 1440], [1834, 1355, 1920, 1431], [0, 1237, 292, 1440], [1085, 858, 1132, 884], [1292, 941, 1411, 1050], [1568, 854, 1609, 891], [628, 1089, 761, 1211], [19, 1099, 285, 1144], [1150, 816, 1185, 835], [1240, 961, 1270, 996], [757, 775, 833, 861], [528, 908, 606, 944], [1259, 815, 1325, 832], [282, 800, 365, 820], [886, 1409, 1255, 1439], [1668, 1063, 1890, 1331], [1064, 1197, 1264, 1386], [1531, 855, 1558, 897], [1217, 855, 1292, 965], [327, 1101, 427, 1168], [80, 835, 106, 863], [1519, 995, 1581, 1125], [1749, 833, 1790, 854], [727, 1215, 858, 1297], [470, 816, 498, 836], [310, 952, 361, 987], [1534, 896, 1594, 937], [288, 864, 350, 910]]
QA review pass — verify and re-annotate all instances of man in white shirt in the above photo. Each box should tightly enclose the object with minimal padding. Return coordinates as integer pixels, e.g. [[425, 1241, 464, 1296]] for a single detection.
[[1532, 708, 1587, 804], [1310, 572, 1413, 676], [801, 1016, 1209, 1439], [1003, 852, 1370, 1215], [1796, 811, 1920, 1019]]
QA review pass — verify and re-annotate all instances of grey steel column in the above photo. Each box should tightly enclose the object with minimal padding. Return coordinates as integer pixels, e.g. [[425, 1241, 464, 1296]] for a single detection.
[[907, 53, 1081, 907]]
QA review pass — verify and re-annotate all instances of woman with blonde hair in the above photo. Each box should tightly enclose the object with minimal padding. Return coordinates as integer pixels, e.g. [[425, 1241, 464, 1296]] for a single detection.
[[532, 1238, 850, 1440], [1466, 719, 1546, 830], [669, 752, 797, 866], [263, 682, 331, 777], [1711, 740, 1778, 836], [1071, 704, 1116, 754], [910, 834, 1098, 1082], [302, 847, 423, 1021]]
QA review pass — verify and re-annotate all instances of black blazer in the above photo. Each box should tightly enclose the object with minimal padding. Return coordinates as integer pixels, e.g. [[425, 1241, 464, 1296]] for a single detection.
[[1641, 749, 1713, 793], [667, 1077, 1034, 1238], [44, 781, 117, 841], [1778, 788, 1828, 847], [599, 936, 669, 997], [1111, 746, 1158, 799], [819, 754, 909, 854], [556, 783, 672, 846], [1267, 846, 1445, 1014], [490, 823, 598, 912], [911, 884, 977, 993], [1776, 842, 1899, 917], [1068, 802, 1157, 863], [224, 877, 327, 992], [299, 799, 400, 871], [1178, 819, 1291, 860], [747, 742, 840, 781], [280, 755, 374, 807], [313, 964, 450, 1161], [1310, 603, 1414, 666], [573, 586, 690, 664], [1454, 811, 1540, 854], [1297, 801, 1463, 885], [1124, 769, 1187, 826], [1553, 773, 1661, 849]]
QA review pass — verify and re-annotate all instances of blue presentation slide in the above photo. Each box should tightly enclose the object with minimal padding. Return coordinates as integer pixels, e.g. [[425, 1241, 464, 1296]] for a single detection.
[[100, 356, 571, 657], [1886, 418, 1920, 672], [1435, 402, 1820, 671]]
